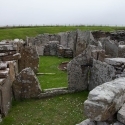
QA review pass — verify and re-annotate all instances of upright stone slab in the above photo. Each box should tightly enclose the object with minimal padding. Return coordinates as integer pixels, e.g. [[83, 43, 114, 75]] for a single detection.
[[58, 32, 68, 48], [49, 41, 59, 56], [67, 31, 77, 51], [117, 103, 125, 124], [0, 76, 12, 117], [18, 46, 39, 73], [84, 77, 125, 121], [99, 38, 118, 57], [12, 68, 42, 100], [67, 46, 93, 91], [89, 59, 116, 90]]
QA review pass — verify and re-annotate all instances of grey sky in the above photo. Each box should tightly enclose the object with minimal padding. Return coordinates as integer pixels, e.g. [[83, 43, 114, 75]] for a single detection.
[[0, 0, 125, 26]]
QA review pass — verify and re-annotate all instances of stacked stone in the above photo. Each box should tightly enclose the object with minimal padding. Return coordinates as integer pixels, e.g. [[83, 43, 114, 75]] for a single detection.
[[57, 45, 73, 58], [110, 30, 125, 42], [44, 41, 59, 56], [78, 77, 125, 125], [104, 58, 125, 78], [0, 41, 21, 117]]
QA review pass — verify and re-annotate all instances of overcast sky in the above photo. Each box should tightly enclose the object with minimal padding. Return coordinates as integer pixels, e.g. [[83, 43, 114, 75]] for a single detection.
[[0, 0, 125, 26]]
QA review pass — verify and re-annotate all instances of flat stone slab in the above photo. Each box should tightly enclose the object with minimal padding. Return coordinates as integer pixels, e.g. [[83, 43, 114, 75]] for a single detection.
[[105, 58, 125, 65], [0, 68, 9, 78], [0, 62, 7, 70], [0, 45, 16, 51], [84, 77, 125, 121], [117, 103, 125, 124], [1, 53, 21, 61]]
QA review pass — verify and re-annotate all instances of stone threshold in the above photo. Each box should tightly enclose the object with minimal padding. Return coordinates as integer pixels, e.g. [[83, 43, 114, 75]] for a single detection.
[[38, 87, 76, 98]]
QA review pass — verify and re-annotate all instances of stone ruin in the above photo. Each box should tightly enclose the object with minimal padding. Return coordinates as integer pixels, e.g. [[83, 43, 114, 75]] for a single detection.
[[1, 29, 125, 124]]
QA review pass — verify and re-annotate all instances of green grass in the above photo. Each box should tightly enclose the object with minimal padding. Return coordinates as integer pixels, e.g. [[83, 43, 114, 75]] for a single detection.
[[0, 91, 89, 125], [37, 56, 71, 89], [0, 26, 125, 41]]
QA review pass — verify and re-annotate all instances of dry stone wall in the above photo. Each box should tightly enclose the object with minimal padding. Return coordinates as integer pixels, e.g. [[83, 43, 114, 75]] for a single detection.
[[0, 40, 21, 117], [80, 77, 125, 125]]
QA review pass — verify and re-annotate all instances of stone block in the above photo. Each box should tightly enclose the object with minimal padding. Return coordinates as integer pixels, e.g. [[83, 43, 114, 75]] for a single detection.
[[0, 68, 9, 78], [1, 53, 21, 61], [0, 62, 7, 70], [89, 59, 116, 90], [118, 45, 125, 58], [104, 58, 125, 66], [84, 77, 125, 121], [117, 103, 125, 124], [12, 67, 42, 100], [0, 45, 16, 51], [76, 119, 95, 125], [100, 38, 118, 58], [75, 30, 96, 56]]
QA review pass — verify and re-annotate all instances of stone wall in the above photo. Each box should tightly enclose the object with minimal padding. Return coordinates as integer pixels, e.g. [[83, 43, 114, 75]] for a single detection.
[[0, 41, 21, 117], [26, 30, 125, 58], [79, 77, 125, 125]]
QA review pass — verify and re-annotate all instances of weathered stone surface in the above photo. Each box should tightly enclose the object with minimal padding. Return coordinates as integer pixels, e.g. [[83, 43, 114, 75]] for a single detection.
[[76, 119, 95, 125], [76, 119, 112, 125], [118, 45, 125, 58], [104, 58, 125, 66], [18, 46, 39, 73], [0, 75, 12, 117], [113, 121, 124, 125], [75, 30, 96, 56], [89, 59, 116, 90], [8, 61, 16, 83], [0, 68, 9, 78], [0, 45, 16, 51], [58, 32, 68, 48], [67, 46, 93, 91], [117, 103, 125, 124], [0, 62, 7, 70], [99, 38, 118, 57], [1, 53, 21, 61], [36, 45, 44, 56], [91, 50, 106, 62], [57, 45, 73, 58], [67, 31, 77, 51], [44, 41, 59, 56], [84, 77, 125, 121], [13, 67, 42, 100]]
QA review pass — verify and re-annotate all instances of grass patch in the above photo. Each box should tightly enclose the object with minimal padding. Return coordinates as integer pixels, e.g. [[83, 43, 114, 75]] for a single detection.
[[37, 56, 71, 89], [0, 26, 125, 41], [1, 91, 89, 125]]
